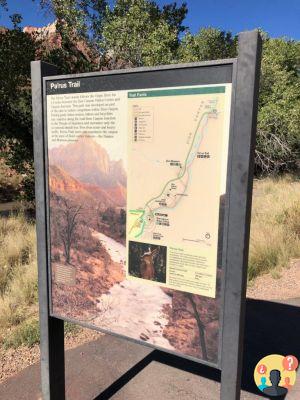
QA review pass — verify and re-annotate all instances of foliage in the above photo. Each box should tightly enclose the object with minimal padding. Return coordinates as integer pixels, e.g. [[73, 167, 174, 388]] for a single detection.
[[0, 158, 23, 202], [255, 37, 300, 174], [0, 1, 299, 205], [38, 0, 108, 43], [37, 1, 103, 73], [0, 213, 83, 349], [0, 0, 7, 11], [178, 27, 237, 62], [0, 29, 36, 163], [1, 317, 79, 349], [2, 318, 40, 349], [101, 0, 187, 67], [178, 29, 300, 175]]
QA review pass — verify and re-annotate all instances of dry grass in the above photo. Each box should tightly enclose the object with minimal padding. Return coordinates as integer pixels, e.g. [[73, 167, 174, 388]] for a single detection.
[[0, 213, 81, 349], [0, 213, 38, 346], [0, 213, 36, 294], [249, 175, 300, 280]]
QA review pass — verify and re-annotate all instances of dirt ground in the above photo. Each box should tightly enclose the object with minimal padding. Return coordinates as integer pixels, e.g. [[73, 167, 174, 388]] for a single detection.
[[0, 328, 102, 383], [247, 259, 300, 301]]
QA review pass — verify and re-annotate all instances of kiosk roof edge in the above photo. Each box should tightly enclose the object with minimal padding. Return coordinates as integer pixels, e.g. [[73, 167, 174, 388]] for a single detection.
[[43, 58, 237, 82]]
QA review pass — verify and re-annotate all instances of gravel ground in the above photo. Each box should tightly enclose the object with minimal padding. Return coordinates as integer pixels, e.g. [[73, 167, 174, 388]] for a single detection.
[[0, 328, 102, 383], [247, 259, 300, 301]]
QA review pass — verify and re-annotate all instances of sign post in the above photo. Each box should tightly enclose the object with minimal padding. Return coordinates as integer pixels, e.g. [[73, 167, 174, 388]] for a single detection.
[[31, 30, 261, 400], [220, 30, 262, 399], [31, 62, 65, 400]]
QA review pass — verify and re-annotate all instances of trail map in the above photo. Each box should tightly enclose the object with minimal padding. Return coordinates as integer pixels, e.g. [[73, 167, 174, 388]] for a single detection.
[[127, 85, 232, 297]]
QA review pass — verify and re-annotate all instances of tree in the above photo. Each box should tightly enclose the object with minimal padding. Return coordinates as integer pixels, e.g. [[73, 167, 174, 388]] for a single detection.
[[178, 27, 237, 62], [57, 198, 82, 264], [255, 36, 300, 174], [178, 28, 300, 175], [0, 1, 100, 202], [101, 0, 187, 67], [38, 0, 108, 44], [0, 28, 37, 200], [185, 293, 208, 361]]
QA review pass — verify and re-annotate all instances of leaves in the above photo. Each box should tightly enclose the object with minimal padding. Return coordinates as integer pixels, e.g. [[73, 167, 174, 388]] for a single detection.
[[255, 36, 300, 174], [101, 0, 184, 67], [0, 0, 299, 206], [178, 27, 237, 62]]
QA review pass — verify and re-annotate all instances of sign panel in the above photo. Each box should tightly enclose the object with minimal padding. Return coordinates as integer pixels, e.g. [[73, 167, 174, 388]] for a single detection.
[[45, 76, 232, 365]]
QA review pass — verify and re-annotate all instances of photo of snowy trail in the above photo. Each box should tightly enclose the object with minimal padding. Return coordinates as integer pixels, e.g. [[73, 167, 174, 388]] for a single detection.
[[92, 231, 174, 350]]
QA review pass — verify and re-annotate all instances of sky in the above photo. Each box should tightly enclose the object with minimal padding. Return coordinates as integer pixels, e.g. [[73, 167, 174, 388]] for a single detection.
[[0, 0, 300, 40]]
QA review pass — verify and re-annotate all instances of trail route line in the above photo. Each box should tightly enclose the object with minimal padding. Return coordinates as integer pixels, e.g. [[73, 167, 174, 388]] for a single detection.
[[129, 110, 212, 239]]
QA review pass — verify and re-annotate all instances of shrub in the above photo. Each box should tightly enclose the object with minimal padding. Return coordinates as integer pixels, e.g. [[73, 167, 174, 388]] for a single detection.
[[2, 318, 40, 349]]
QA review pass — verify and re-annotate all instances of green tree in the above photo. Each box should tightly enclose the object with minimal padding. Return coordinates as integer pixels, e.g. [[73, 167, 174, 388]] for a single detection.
[[39, 0, 108, 44], [178, 27, 237, 62], [178, 28, 300, 175], [101, 0, 187, 67], [256, 36, 300, 174], [0, 28, 37, 199], [36, 1, 106, 73]]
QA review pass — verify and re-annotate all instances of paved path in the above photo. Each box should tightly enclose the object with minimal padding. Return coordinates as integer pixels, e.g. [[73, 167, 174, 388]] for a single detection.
[[0, 335, 262, 400], [0, 298, 299, 400]]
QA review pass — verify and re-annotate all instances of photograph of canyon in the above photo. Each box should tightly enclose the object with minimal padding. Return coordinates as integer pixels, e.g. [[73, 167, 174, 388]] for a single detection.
[[48, 136, 222, 364]]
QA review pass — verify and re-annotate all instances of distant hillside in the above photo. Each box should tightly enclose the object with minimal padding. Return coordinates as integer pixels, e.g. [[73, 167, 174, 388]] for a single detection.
[[49, 136, 126, 186], [49, 164, 116, 206]]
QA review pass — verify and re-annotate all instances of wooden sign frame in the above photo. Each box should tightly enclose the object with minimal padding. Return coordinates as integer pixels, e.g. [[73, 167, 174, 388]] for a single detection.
[[31, 30, 261, 400]]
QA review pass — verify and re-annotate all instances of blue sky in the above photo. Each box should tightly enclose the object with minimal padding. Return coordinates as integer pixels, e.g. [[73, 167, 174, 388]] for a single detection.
[[0, 0, 300, 40]]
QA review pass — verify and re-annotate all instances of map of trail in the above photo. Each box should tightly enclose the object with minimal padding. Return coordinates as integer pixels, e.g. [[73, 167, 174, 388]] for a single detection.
[[126, 84, 231, 297], [129, 105, 217, 239]]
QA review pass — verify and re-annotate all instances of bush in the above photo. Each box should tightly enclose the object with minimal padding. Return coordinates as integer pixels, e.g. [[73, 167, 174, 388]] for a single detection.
[[1, 317, 80, 349], [2, 318, 40, 349], [255, 37, 300, 175]]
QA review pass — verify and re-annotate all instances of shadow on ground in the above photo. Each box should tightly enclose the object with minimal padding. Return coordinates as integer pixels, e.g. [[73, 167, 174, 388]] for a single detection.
[[93, 299, 300, 399]]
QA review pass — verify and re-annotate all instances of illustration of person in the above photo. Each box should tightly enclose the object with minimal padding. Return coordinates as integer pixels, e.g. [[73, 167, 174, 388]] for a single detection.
[[263, 369, 288, 396], [283, 376, 293, 391], [258, 377, 268, 391]]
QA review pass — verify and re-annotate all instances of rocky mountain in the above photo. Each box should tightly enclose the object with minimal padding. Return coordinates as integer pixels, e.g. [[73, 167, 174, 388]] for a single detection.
[[49, 138, 126, 206], [49, 164, 124, 207], [23, 21, 99, 65], [49, 137, 126, 192]]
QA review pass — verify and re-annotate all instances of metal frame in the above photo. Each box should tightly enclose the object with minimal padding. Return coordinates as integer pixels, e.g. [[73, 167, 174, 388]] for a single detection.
[[220, 30, 262, 399], [31, 62, 65, 400], [31, 30, 261, 400]]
